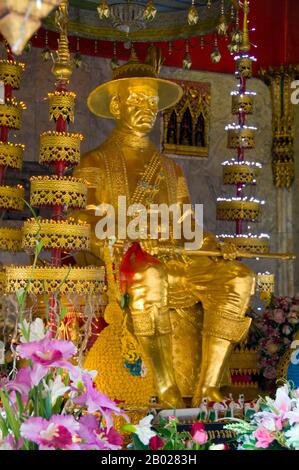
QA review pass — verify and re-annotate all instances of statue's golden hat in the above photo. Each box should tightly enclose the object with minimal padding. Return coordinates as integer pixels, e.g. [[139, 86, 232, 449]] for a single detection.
[[87, 46, 183, 119]]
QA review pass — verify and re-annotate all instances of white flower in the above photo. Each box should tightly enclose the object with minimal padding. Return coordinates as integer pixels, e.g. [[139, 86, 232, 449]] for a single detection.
[[44, 375, 70, 406], [209, 444, 226, 450], [260, 416, 276, 432], [68, 366, 97, 389], [134, 414, 156, 445], [20, 318, 45, 343], [265, 384, 293, 416], [285, 406, 299, 425], [285, 424, 299, 450]]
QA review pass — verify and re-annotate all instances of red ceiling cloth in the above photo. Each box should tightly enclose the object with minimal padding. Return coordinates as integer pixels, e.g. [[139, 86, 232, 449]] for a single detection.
[[31, 0, 299, 75]]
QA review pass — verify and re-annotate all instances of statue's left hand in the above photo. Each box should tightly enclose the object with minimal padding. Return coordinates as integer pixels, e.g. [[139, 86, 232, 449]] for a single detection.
[[217, 241, 238, 261]]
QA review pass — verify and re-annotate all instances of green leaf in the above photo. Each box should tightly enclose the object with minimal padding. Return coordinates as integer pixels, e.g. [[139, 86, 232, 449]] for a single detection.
[[15, 391, 24, 414], [132, 434, 149, 450], [0, 390, 20, 438], [15, 288, 26, 308], [121, 424, 136, 434], [0, 413, 9, 437], [34, 240, 44, 257], [45, 393, 52, 420], [163, 441, 174, 450], [59, 306, 68, 322], [120, 293, 130, 309]]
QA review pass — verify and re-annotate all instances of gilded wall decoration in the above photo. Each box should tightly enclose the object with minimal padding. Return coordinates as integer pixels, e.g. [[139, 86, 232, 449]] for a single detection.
[[162, 80, 211, 158]]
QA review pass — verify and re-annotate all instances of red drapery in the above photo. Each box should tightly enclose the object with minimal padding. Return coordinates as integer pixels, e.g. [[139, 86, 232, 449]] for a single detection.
[[29, 1, 299, 75]]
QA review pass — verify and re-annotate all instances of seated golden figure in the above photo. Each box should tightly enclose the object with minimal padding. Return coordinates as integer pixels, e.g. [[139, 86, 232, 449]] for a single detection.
[[73, 48, 255, 409]]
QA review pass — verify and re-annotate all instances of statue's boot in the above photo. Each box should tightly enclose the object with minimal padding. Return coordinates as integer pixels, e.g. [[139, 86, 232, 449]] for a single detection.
[[192, 335, 233, 405], [192, 314, 252, 407], [138, 333, 185, 409]]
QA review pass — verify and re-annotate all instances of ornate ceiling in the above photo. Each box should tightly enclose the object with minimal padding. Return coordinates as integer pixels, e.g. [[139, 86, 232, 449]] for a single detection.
[[44, 0, 233, 42]]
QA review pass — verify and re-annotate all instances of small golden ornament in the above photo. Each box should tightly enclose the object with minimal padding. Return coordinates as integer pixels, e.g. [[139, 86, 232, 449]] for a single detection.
[[182, 43, 192, 70], [42, 47, 52, 62], [97, 0, 110, 20], [143, 1, 157, 22], [187, 3, 199, 26], [217, 14, 229, 36], [211, 47, 221, 64]]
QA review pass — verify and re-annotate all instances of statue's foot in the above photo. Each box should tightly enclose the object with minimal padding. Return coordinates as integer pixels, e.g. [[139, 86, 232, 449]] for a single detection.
[[160, 386, 185, 410], [192, 386, 226, 407]]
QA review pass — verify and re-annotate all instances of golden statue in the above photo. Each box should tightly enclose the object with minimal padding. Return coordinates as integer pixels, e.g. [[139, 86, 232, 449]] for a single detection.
[[73, 47, 255, 409]]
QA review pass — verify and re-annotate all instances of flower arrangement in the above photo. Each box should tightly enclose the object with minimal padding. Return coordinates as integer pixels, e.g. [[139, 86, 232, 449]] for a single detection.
[[224, 383, 299, 450], [0, 318, 127, 450], [254, 295, 299, 384], [124, 414, 228, 450]]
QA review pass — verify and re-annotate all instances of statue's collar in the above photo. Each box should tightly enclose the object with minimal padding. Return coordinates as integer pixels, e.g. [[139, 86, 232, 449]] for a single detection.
[[111, 128, 152, 150]]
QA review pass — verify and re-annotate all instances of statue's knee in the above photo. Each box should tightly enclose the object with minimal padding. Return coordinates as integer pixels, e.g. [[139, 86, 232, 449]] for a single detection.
[[233, 263, 256, 295], [128, 262, 168, 310]]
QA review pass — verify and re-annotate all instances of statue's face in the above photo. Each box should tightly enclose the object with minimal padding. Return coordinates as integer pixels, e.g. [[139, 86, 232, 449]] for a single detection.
[[113, 83, 159, 134]]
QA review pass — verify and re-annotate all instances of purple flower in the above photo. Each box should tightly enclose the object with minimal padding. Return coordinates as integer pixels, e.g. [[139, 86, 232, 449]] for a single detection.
[[78, 414, 123, 450], [287, 312, 299, 325], [73, 373, 128, 430], [5, 366, 32, 404], [20, 415, 80, 450], [273, 309, 285, 324], [17, 334, 76, 366], [16, 335, 77, 385]]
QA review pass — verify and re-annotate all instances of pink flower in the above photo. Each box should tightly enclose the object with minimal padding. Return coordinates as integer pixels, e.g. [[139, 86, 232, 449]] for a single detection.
[[273, 309, 285, 324], [149, 435, 164, 450], [17, 334, 76, 366], [78, 414, 123, 450], [287, 312, 299, 325], [274, 384, 292, 414], [191, 422, 205, 433], [6, 366, 32, 404], [191, 423, 208, 445], [263, 366, 277, 380], [20, 416, 80, 450], [16, 335, 77, 385], [168, 415, 178, 424], [253, 427, 274, 448], [258, 413, 283, 432], [73, 373, 128, 430]]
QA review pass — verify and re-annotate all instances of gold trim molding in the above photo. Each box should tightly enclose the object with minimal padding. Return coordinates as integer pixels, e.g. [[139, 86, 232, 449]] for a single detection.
[[223, 163, 258, 185], [40, 131, 83, 166], [216, 200, 261, 221], [231, 94, 253, 114], [260, 65, 299, 188], [22, 219, 91, 252], [236, 57, 253, 79], [227, 128, 255, 149], [0, 59, 25, 89], [0, 142, 24, 169], [257, 273, 275, 293], [0, 227, 22, 251], [48, 91, 76, 123], [218, 235, 269, 254], [0, 185, 25, 211], [0, 99, 25, 130], [5, 265, 105, 295], [30, 176, 87, 209]]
